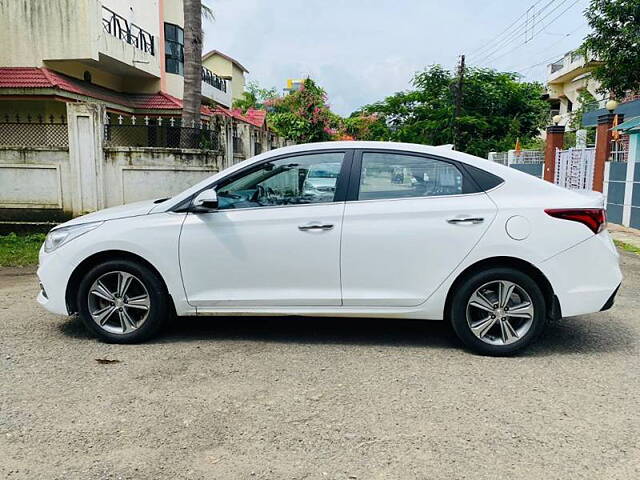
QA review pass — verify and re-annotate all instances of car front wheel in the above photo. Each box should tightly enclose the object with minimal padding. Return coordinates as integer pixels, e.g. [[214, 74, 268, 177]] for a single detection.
[[450, 267, 547, 356], [77, 259, 169, 343]]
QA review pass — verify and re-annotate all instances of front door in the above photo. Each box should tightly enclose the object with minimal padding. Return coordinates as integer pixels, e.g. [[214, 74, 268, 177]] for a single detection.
[[179, 151, 351, 307], [340, 150, 497, 306]]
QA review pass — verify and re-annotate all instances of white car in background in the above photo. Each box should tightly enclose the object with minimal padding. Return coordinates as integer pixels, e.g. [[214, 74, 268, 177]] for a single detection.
[[37, 141, 622, 355]]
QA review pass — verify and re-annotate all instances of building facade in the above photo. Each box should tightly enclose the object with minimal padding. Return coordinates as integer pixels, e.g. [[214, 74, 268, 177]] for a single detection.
[[543, 50, 604, 129], [0, 0, 288, 222]]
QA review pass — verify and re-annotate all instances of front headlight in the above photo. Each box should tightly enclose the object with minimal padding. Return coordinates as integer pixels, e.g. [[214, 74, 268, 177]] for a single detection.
[[44, 222, 103, 253]]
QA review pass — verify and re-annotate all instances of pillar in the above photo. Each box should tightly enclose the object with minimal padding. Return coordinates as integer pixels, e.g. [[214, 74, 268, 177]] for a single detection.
[[544, 125, 565, 183], [66, 102, 105, 216], [594, 113, 623, 192]]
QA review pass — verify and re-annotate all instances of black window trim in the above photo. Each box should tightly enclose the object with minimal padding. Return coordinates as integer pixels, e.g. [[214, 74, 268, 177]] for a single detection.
[[172, 149, 355, 213], [346, 148, 501, 202], [164, 22, 184, 75]]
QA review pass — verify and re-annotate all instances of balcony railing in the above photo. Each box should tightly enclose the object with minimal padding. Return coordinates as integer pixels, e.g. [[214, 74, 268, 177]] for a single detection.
[[102, 6, 155, 56], [202, 67, 227, 92]]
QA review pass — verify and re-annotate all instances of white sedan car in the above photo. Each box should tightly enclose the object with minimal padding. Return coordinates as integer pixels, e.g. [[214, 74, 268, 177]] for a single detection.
[[37, 141, 622, 355]]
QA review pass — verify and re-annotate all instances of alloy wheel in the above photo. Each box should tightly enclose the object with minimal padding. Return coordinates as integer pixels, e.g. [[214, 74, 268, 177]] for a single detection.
[[87, 271, 151, 335], [465, 280, 535, 346]]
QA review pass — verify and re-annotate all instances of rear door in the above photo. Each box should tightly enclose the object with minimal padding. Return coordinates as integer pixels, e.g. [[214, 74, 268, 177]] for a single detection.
[[340, 150, 497, 307]]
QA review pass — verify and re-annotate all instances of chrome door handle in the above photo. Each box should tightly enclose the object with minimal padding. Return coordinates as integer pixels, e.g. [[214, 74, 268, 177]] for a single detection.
[[447, 217, 484, 224], [298, 222, 334, 231]]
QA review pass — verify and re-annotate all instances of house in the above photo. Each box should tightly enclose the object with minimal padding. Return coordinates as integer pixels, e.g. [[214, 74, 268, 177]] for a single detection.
[[0, 0, 262, 129], [543, 50, 604, 129], [0, 0, 287, 220], [202, 50, 248, 103]]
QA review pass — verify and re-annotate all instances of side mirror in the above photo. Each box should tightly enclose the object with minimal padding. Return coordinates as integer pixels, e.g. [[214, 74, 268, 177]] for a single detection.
[[192, 188, 218, 211]]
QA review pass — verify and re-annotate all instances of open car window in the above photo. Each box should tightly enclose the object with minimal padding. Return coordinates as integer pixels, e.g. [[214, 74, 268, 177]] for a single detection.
[[216, 152, 346, 210]]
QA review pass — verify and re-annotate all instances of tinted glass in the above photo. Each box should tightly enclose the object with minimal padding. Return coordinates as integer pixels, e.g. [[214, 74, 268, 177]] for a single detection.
[[358, 152, 466, 200], [217, 153, 345, 210], [164, 23, 184, 75]]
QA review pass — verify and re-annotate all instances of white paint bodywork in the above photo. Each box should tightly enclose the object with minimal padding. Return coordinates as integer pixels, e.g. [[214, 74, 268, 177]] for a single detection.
[[37, 141, 622, 322]]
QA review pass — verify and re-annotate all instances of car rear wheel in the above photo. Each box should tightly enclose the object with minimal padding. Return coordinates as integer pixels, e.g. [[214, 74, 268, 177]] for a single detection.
[[77, 259, 169, 343], [450, 267, 547, 356]]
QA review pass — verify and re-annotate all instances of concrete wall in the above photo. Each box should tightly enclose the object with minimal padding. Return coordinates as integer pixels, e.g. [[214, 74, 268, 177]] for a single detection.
[[0, 102, 285, 220], [0, 147, 72, 221], [604, 141, 640, 229], [103, 147, 220, 205]]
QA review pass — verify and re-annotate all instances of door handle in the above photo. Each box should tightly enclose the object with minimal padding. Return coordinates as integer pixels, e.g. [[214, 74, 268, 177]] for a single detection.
[[298, 222, 334, 231], [447, 217, 484, 224]]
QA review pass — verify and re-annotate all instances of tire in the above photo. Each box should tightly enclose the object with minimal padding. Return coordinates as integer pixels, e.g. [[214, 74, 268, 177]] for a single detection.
[[449, 267, 547, 356], [77, 259, 169, 343]]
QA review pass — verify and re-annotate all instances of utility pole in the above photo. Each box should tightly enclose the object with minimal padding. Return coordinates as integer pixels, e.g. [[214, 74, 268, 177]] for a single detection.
[[452, 54, 465, 149]]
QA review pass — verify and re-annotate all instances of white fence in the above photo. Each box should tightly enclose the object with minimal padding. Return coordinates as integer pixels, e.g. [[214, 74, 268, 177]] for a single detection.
[[554, 147, 595, 190], [488, 149, 544, 166]]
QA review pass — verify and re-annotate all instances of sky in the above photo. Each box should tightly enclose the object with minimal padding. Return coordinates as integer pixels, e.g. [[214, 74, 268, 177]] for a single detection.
[[204, 0, 592, 115]]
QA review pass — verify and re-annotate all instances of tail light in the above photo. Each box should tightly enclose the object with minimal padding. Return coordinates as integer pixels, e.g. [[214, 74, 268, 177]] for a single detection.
[[545, 208, 607, 234]]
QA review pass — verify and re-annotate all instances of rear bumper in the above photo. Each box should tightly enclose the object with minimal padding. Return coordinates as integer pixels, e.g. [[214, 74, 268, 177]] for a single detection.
[[540, 232, 622, 318], [600, 284, 620, 312]]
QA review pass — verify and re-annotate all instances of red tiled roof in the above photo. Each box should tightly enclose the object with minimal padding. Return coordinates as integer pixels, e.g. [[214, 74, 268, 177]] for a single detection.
[[0, 67, 267, 124], [207, 106, 269, 128], [244, 108, 267, 127], [0, 67, 55, 88], [1, 67, 187, 112]]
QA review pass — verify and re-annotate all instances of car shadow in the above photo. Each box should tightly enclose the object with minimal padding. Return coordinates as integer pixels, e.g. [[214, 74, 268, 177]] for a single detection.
[[58, 312, 636, 356]]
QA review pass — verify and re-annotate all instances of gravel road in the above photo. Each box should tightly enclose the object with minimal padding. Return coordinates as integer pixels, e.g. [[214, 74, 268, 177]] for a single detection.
[[1, 251, 639, 479]]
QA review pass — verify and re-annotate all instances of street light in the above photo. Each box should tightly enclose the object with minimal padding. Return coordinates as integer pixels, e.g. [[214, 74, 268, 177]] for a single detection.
[[552, 114, 562, 125], [606, 99, 619, 112]]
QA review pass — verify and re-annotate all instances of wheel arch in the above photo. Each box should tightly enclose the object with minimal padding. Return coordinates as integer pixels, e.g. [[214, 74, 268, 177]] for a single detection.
[[65, 250, 174, 315], [444, 256, 561, 321]]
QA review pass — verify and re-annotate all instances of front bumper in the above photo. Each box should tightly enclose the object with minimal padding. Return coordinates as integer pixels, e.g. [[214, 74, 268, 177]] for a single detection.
[[36, 246, 73, 316]]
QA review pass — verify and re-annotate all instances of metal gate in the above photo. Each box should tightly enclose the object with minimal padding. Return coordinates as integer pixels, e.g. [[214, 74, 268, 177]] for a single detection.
[[554, 147, 595, 190]]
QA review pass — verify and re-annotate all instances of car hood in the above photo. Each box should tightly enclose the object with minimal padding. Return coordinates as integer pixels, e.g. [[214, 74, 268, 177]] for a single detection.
[[59, 199, 160, 228]]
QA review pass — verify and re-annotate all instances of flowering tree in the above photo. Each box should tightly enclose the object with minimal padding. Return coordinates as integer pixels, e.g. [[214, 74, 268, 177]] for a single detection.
[[265, 79, 338, 143]]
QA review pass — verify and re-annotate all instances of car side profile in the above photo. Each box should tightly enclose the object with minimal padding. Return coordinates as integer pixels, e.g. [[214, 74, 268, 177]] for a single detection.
[[37, 141, 622, 355]]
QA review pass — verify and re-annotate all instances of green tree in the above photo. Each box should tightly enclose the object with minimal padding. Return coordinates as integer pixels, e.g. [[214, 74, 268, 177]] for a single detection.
[[232, 81, 279, 112], [582, 0, 640, 98], [360, 65, 548, 157]]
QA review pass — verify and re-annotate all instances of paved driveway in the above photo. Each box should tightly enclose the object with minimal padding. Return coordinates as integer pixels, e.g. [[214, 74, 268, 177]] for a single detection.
[[1, 251, 639, 479]]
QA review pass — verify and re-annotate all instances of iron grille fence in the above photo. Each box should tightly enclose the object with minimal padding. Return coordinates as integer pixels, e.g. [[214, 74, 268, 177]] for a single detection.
[[102, 6, 155, 55], [104, 124, 218, 150], [0, 117, 68, 147]]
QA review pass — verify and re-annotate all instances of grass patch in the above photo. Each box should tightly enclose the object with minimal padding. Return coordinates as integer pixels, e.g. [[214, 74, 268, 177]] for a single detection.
[[614, 239, 640, 255], [0, 233, 46, 267]]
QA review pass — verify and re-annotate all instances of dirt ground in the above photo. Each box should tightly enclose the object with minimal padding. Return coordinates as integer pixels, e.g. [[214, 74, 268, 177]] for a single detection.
[[1, 252, 639, 480]]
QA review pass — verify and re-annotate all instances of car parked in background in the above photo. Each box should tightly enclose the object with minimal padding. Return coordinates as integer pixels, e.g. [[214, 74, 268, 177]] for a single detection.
[[37, 142, 622, 355]]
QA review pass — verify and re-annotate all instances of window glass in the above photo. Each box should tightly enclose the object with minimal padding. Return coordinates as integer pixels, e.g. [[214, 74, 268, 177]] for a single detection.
[[216, 153, 345, 210], [358, 152, 465, 200], [164, 23, 184, 75]]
